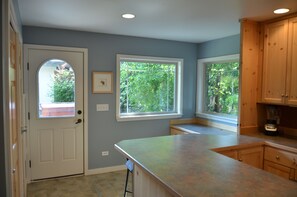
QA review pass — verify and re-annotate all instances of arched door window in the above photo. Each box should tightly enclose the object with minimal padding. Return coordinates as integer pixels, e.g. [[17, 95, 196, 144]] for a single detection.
[[38, 59, 75, 118]]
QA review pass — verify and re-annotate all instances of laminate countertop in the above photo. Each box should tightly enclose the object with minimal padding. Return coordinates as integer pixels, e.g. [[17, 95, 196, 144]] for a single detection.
[[115, 134, 297, 197], [171, 124, 235, 135]]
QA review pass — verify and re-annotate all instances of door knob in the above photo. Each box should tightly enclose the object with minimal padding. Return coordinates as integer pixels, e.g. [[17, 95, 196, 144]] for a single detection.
[[75, 119, 82, 124]]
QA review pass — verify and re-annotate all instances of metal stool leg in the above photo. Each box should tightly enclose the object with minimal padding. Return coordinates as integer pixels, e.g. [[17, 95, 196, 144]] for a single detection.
[[124, 169, 133, 196]]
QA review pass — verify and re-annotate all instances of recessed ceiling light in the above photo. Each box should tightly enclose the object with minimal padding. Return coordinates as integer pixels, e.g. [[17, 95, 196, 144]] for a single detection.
[[122, 13, 135, 19], [273, 8, 290, 14]]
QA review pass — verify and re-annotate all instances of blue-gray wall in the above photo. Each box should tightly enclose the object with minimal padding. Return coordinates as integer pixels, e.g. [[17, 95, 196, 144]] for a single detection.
[[197, 34, 240, 59], [196, 34, 240, 127], [22, 26, 197, 169]]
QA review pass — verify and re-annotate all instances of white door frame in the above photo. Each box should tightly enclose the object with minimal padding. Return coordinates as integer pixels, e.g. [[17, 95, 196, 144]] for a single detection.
[[24, 44, 88, 182]]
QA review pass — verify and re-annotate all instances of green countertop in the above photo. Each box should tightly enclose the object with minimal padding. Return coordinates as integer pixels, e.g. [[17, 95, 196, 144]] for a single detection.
[[115, 134, 297, 197]]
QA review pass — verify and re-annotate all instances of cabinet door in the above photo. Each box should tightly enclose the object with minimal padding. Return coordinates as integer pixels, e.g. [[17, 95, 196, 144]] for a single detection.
[[219, 150, 238, 160], [238, 146, 263, 169], [170, 128, 186, 135], [262, 20, 288, 104], [264, 160, 295, 180], [286, 17, 297, 105]]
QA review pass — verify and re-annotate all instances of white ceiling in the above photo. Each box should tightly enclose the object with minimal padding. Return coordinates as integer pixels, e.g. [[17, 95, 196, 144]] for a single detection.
[[17, 0, 297, 43]]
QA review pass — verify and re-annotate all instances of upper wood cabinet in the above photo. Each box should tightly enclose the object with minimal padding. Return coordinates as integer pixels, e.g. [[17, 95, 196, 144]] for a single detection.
[[286, 17, 297, 105], [262, 17, 297, 105]]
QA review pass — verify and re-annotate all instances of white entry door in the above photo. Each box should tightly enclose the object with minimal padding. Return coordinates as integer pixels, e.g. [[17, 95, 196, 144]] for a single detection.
[[27, 46, 85, 180]]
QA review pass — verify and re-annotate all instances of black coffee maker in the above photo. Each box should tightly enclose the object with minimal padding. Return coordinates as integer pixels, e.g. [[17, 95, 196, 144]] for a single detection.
[[264, 106, 279, 136]]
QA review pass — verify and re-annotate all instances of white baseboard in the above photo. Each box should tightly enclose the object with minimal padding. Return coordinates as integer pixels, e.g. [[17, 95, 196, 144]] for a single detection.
[[85, 165, 126, 175]]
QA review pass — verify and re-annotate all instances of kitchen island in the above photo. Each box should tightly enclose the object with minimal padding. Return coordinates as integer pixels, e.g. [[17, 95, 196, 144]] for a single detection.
[[115, 134, 297, 197]]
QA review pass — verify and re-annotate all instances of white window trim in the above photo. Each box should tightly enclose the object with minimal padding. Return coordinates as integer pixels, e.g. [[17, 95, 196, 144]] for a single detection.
[[116, 54, 183, 122], [196, 54, 239, 125]]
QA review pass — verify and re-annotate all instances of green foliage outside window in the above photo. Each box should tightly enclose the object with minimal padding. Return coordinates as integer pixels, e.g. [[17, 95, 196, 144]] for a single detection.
[[120, 61, 176, 114], [50, 64, 75, 102], [205, 62, 239, 116]]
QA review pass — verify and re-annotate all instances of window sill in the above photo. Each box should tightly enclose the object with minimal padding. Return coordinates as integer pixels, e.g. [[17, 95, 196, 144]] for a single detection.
[[116, 113, 182, 122], [195, 112, 237, 126]]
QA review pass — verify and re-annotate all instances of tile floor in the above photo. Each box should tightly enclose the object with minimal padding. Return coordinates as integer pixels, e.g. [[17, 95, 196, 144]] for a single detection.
[[27, 170, 132, 197]]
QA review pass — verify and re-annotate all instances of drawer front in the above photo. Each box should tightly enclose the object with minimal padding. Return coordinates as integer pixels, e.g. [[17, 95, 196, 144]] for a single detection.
[[264, 160, 295, 180], [264, 146, 297, 169]]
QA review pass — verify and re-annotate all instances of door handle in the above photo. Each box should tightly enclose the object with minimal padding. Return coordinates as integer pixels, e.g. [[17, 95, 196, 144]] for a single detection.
[[75, 119, 82, 124]]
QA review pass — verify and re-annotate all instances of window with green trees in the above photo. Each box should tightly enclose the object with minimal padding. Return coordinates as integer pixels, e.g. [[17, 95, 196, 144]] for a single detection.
[[116, 54, 183, 121], [204, 61, 239, 116], [197, 54, 239, 124]]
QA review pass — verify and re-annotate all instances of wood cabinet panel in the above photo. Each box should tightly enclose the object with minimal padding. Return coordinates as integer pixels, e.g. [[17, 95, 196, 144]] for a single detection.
[[261, 16, 297, 106], [286, 17, 297, 105], [264, 160, 295, 180], [240, 20, 260, 132], [264, 146, 297, 169], [170, 128, 187, 135], [262, 20, 288, 104], [134, 165, 174, 197], [217, 146, 263, 169], [219, 149, 238, 160], [238, 146, 264, 169]]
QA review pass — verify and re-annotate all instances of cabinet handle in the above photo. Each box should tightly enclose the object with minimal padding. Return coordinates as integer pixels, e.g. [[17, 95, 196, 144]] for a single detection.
[[281, 94, 285, 97], [285, 95, 289, 98], [276, 155, 280, 160], [239, 158, 243, 162]]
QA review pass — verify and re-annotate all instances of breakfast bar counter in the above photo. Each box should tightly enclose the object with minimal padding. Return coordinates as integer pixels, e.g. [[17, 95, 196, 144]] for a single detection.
[[115, 134, 297, 197]]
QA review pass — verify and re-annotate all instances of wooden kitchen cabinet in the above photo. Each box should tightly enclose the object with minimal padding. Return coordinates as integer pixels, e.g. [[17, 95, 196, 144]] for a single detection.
[[238, 146, 264, 169], [286, 17, 297, 105], [170, 128, 187, 135], [218, 146, 264, 169], [219, 149, 238, 160], [264, 160, 295, 180], [262, 17, 297, 105], [264, 146, 297, 181]]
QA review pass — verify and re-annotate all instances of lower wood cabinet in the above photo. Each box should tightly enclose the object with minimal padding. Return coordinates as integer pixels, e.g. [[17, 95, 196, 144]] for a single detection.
[[134, 165, 173, 197], [264, 146, 297, 181], [219, 149, 238, 160], [264, 160, 295, 180], [238, 147, 264, 169], [216, 145, 297, 182], [218, 146, 264, 169], [170, 128, 187, 135]]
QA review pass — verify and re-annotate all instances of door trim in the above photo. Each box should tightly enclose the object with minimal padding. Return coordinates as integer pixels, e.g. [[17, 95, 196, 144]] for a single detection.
[[24, 44, 88, 181], [3, 0, 25, 196]]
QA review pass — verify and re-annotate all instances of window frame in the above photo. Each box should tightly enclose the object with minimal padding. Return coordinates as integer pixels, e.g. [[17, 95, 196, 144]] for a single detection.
[[196, 54, 239, 125], [116, 54, 183, 122]]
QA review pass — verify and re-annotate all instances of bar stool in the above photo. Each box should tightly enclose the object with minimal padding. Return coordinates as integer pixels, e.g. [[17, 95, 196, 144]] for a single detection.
[[124, 159, 133, 197]]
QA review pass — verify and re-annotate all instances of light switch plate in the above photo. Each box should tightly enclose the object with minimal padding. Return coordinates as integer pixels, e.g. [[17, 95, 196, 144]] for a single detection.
[[96, 104, 109, 111]]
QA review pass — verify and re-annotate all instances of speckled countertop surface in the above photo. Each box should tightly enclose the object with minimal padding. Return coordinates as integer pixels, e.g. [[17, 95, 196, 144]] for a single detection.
[[242, 132, 297, 150], [171, 124, 235, 135], [115, 134, 297, 197]]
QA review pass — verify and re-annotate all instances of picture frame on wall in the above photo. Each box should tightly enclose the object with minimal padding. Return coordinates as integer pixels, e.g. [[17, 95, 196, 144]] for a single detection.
[[92, 72, 113, 93]]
